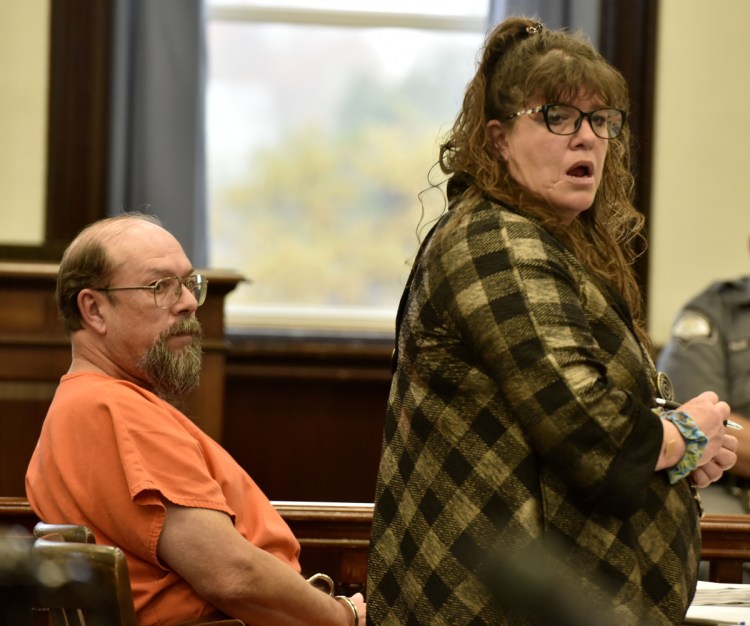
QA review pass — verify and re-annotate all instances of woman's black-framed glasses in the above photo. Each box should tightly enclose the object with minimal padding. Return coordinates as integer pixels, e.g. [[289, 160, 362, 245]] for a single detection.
[[94, 274, 208, 309], [505, 103, 627, 139]]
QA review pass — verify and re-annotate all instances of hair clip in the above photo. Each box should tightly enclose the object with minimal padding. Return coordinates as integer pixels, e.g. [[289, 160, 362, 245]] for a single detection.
[[525, 22, 543, 35]]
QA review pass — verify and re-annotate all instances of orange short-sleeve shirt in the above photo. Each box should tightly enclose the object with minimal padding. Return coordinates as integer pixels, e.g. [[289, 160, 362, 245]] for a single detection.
[[26, 371, 301, 626]]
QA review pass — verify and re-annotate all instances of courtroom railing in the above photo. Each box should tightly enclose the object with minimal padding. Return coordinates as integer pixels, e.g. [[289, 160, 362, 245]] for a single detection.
[[3, 497, 750, 586], [0, 497, 371, 594], [273, 501, 371, 595], [699, 514, 750, 583]]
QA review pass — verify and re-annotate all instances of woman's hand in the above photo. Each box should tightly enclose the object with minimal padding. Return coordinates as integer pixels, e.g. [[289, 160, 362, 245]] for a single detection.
[[678, 391, 737, 487], [690, 431, 738, 488], [680, 391, 730, 460]]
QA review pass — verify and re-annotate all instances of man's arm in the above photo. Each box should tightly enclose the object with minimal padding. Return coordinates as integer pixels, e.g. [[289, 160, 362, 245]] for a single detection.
[[157, 503, 363, 625]]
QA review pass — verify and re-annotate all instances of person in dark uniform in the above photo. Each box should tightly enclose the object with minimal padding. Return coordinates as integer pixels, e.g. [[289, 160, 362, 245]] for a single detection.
[[658, 265, 750, 513]]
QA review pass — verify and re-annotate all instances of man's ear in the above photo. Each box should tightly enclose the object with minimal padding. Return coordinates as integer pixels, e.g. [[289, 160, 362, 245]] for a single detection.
[[77, 289, 107, 335], [486, 119, 508, 159]]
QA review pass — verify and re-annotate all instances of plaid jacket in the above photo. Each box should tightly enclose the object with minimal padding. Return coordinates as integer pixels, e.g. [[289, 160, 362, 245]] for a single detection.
[[367, 198, 700, 626]]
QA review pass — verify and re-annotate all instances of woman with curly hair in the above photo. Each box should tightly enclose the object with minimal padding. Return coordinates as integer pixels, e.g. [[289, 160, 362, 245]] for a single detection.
[[367, 16, 736, 626]]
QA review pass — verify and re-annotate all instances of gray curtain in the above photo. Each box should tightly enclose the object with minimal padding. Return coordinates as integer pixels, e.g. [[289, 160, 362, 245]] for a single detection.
[[489, 0, 600, 45], [108, 0, 208, 267]]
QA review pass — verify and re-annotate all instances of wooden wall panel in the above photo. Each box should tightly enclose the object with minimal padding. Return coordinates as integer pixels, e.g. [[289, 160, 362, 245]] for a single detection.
[[599, 0, 659, 302], [0, 393, 53, 495], [0, 264, 70, 496], [222, 337, 393, 503]]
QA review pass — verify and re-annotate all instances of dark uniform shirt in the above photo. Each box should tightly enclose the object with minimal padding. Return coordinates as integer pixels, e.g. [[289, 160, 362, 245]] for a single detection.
[[657, 277, 750, 419], [657, 277, 750, 513]]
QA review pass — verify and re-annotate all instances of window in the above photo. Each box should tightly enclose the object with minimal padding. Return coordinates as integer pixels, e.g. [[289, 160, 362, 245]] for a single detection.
[[206, 0, 490, 332]]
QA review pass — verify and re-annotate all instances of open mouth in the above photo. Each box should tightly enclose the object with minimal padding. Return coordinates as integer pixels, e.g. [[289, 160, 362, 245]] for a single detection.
[[567, 163, 593, 178]]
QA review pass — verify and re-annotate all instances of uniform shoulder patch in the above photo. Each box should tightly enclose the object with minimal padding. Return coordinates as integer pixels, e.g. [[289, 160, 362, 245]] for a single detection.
[[671, 310, 714, 342]]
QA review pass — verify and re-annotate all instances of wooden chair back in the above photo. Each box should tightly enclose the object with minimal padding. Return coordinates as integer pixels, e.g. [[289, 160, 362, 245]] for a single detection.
[[32, 536, 137, 626], [31, 521, 243, 626], [33, 523, 95, 545]]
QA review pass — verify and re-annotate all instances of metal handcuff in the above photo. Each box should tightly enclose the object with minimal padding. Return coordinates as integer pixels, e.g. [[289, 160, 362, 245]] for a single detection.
[[307, 572, 336, 595], [306, 573, 360, 626]]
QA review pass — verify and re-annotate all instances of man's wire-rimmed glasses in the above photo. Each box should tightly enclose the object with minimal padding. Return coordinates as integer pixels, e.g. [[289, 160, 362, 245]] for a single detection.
[[94, 274, 208, 309], [505, 103, 627, 139]]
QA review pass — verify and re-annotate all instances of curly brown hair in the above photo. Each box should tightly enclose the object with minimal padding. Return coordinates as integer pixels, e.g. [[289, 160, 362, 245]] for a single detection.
[[438, 17, 648, 343]]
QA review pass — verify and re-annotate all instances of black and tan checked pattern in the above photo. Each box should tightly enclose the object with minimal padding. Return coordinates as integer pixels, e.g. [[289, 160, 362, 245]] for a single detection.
[[367, 199, 700, 626]]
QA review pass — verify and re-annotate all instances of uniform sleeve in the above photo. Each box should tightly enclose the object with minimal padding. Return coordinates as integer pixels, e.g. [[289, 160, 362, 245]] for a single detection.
[[428, 213, 662, 511], [657, 307, 729, 402]]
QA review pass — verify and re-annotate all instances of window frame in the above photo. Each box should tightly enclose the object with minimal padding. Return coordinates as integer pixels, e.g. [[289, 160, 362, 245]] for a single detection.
[[0, 0, 112, 262], [206, 1, 491, 333], [208, 3, 488, 32]]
